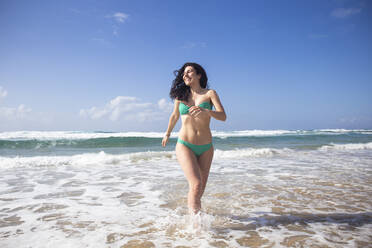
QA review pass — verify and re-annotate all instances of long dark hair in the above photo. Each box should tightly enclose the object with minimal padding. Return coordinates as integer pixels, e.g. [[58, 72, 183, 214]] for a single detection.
[[169, 62, 209, 101]]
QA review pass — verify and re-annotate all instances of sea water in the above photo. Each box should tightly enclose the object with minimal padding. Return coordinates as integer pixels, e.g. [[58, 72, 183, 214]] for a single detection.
[[0, 129, 371, 247]]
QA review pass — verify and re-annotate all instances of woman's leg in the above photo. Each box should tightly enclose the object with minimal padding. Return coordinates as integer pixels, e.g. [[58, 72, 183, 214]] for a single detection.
[[176, 142, 203, 213], [197, 145, 214, 199]]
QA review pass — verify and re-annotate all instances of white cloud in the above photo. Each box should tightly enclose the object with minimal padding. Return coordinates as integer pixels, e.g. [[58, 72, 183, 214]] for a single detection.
[[158, 98, 173, 112], [0, 86, 8, 99], [109, 12, 129, 23], [0, 103, 52, 130], [80, 96, 173, 122], [105, 12, 129, 36], [339, 116, 372, 125], [0, 87, 33, 120], [0, 88, 57, 130], [0, 104, 32, 119], [331, 8, 361, 18]]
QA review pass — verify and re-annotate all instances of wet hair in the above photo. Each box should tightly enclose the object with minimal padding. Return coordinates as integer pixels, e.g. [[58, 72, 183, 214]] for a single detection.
[[169, 62, 209, 101]]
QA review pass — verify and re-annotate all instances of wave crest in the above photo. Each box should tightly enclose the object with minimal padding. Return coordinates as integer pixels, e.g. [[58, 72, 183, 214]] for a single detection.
[[0, 148, 286, 168], [319, 142, 372, 151], [214, 148, 282, 159], [2, 129, 371, 140]]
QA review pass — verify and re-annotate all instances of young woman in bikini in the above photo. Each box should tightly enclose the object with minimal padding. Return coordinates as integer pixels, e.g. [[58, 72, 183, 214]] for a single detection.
[[162, 62, 226, 214]]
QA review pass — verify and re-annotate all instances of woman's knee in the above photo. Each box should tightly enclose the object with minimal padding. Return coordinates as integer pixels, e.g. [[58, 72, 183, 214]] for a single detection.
[[189, 180, 203, 195]]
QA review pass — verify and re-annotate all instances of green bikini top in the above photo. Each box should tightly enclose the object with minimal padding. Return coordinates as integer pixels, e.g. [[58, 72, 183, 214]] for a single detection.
[[179, 101, 212, 115]]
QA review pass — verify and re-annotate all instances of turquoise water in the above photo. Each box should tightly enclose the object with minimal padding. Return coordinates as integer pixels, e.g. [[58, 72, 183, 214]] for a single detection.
[[1, 130, 372, 157]]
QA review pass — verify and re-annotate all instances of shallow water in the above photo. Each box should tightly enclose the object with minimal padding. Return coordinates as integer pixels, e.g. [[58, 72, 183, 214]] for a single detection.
[[1, 130, 372, 247]]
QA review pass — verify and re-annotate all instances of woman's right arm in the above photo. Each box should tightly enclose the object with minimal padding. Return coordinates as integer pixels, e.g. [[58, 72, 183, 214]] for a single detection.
[[162, 100, 180, 147]]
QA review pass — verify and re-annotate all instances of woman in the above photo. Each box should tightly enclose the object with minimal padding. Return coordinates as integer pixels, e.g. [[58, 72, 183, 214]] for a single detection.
[[162, 62, 226, 214]]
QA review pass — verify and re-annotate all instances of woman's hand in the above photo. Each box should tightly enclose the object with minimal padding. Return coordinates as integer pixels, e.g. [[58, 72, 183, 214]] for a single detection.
[[188, 106, 208, 118], [162, 135, 170, 147]]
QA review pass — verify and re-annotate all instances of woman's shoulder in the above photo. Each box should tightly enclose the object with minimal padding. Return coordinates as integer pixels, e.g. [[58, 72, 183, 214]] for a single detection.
[[206, 89, 217, 96]]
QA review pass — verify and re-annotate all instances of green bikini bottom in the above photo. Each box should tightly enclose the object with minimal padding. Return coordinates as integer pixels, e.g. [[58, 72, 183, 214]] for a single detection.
[[177, 138, 213, 157]]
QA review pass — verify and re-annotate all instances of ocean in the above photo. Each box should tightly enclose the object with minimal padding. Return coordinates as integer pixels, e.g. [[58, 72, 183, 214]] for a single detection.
[[0, 129, 371, 247]]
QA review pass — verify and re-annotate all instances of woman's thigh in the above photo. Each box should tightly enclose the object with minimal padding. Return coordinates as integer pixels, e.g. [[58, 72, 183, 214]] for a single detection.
[[176, 142, 201, 184], [197, 145, 214, 182]]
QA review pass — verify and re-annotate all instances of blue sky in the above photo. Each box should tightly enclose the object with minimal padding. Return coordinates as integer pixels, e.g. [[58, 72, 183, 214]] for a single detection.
[[0, 0, 371, 132]]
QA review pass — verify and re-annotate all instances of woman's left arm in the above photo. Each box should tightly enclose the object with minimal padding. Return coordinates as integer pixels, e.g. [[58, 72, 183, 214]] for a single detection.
[[208, 90, 227, 121]]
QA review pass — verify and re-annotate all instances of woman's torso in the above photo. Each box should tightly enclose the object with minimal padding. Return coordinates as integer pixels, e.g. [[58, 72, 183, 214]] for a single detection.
[[178, 89, 213, 145]]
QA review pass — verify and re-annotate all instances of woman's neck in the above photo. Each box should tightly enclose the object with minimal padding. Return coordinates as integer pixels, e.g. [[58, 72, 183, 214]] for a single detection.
[[190, 83, 203, 95]]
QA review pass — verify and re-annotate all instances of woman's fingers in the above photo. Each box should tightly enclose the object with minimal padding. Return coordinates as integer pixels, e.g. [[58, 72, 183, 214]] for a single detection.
[[189, 106, 203, 117], [189, 106, 198, 115], [162, 137, 168, 147]]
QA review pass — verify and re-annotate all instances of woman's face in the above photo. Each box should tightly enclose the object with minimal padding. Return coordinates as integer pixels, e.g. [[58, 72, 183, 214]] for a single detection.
[[183, 66, 201, 86]]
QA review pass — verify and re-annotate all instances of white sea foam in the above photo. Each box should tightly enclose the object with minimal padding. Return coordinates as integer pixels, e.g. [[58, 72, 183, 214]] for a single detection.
[[213, 147, 288, 159], [2, 140, 372, 169], [0, 131, 170, 140], [0, 151, 178, 169], [212, 129, 297, 137], [4, 141, 372, 169], [319, 142, 372, 151], [1, 129, 370, 140], [1, 140, 371, 248], [0, 147, 294, 169], [316, 129, 372, 133]]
